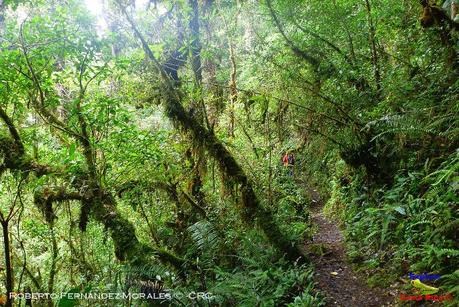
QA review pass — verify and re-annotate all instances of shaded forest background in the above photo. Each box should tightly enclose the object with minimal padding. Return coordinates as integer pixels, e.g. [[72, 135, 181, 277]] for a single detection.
[[0, 0, 458, 306]]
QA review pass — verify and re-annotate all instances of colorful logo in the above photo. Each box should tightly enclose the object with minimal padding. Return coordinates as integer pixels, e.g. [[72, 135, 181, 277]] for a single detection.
[[398, 272, 453, 302]]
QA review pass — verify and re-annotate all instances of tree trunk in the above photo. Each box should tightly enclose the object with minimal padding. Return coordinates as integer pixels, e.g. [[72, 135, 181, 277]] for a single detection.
[[47, 225, 58, 307], [2, 220, 13, 307], [188, 0, 208, 212], [202, 0, 224, 129], [228, 42, 237, 138], [364, 0, 382, 95], [189, 0, 202, 84]]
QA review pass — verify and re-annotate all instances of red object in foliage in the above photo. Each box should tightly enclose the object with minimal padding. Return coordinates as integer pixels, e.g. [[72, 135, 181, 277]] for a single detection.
[[282, 154, 289, 166]]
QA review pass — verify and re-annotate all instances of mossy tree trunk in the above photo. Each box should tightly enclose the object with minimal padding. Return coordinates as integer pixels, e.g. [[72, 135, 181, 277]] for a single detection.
[[121, 6, 306, 263]]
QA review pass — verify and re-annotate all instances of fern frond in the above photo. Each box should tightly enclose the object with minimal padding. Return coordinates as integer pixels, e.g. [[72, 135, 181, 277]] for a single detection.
[[188, 220, 221, 252]]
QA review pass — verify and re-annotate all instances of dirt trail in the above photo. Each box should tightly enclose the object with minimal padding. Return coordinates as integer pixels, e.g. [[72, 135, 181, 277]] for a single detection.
[[305, 188, 395, 307]]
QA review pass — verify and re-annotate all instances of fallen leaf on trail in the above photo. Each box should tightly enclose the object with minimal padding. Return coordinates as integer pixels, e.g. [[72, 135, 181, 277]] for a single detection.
[[330, 271, 339, 276]]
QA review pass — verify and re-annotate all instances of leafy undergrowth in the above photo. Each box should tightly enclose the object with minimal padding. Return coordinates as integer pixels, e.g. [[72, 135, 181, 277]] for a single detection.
[[324, 150, 459, 304], [207, 232, 323, 306], [129, 229, 323, 306], [166, 173, 323, 306]]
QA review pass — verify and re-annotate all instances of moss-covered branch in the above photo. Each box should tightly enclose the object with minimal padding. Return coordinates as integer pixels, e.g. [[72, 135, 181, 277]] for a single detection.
[[117, 180, 207, 218], [0, 134, 53, 177], [33, 187, 190, 272], [121, 6, 306, 263], [91, 193, 190, 271], [34, 187, 84, 223], [0, 107, 24, 153]]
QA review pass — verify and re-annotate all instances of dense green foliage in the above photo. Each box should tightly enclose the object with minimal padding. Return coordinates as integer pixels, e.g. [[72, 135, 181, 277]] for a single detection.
[[0, 0, 457, 306]]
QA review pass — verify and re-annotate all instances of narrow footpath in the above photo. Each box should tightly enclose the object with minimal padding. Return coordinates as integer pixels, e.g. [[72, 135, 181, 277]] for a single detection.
[[305, 189, 396, 307]]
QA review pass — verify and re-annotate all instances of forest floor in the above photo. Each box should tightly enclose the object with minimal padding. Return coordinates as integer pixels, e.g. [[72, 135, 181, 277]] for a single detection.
[[304, 187, 397, 307]]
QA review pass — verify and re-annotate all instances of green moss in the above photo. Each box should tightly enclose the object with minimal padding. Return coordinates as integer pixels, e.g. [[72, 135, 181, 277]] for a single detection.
[[160, 86, 306, 263], [91, 193, 187, 271]]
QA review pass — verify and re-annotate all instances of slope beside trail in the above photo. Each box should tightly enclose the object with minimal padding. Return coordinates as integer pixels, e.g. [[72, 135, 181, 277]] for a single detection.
[[304, 187, 397, 307]]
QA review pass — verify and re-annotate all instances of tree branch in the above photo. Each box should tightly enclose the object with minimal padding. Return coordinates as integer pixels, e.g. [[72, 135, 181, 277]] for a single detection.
[[0, 106, 24, 153], [266, 0, 320, 68], [290, 17, 353, 66]]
